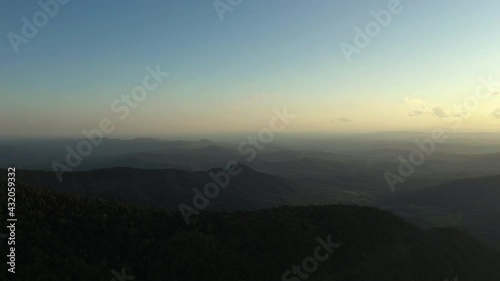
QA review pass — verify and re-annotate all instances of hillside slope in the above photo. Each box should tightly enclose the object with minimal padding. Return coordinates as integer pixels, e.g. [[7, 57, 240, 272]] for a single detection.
[[397, 175, 500, 212], [12, 165, 312, 211], [382, 175, 500, 249], [2, 182, 500, 281]]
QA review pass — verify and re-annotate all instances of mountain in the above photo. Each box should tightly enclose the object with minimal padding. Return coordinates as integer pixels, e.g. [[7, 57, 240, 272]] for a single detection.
[[11, 165, 312, 211], [381, 175, 500, 249], [192, 144, 230, 154], [396, 175, 500, 212], [0, 138, 220, 170], [4, 182, 500, 281], [3, 138, 500, 199]]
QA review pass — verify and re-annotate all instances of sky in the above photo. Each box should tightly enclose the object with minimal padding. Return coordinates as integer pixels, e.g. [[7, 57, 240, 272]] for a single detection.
[[1, 0, 500, 138]]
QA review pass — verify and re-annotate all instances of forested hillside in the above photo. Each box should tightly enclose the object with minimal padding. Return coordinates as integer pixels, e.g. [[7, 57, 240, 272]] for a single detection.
[[2, 181, 500, 281]]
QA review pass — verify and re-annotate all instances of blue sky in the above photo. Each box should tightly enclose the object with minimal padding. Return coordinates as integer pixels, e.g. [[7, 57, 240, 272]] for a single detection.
[[1, 0, 500, 138]]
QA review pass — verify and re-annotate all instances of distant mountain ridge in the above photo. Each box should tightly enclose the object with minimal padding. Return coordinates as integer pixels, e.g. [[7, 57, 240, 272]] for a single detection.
[[397, 175, 500, 213], [12, 165, 312, 211], [382, 174, 500, 249]]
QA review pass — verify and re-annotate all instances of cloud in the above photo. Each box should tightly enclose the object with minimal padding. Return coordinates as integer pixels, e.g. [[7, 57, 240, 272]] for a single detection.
[[403, 97, 424, 105], [432, 107, 449, 118], [432, 107, 451, 118], [431, 107, 463, 119], [408, 111, 424, 117], [492, 108, 500, 119], [338, 117, 352, 122], [403, 99, 469, 119], [403, 98, 429, 117]]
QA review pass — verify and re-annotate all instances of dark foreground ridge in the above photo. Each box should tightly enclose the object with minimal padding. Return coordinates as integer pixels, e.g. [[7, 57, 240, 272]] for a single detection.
[[2, 181, 500, 281]]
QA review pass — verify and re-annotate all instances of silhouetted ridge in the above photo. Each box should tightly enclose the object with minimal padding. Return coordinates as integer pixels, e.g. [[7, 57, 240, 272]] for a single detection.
[[3, 181, 500, 281]]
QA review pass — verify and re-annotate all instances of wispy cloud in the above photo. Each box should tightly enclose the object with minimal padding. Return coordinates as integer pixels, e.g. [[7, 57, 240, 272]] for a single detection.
[[403, 97, 424, 105], [402, 99, 463, 119], [408, 110, 424, 117], [338, 117, 352, 122], [432, 107, 449, 118], [492, 108, 500, 119], [432, 106, 461, 119]]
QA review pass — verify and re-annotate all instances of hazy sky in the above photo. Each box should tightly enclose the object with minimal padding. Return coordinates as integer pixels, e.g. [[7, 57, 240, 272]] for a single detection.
[[1, 0, 500, 138]]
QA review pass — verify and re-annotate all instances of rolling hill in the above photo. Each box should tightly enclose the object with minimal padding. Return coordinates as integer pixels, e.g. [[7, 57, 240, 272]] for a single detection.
[[382, 175, 500, 249], [11, 165, 312, 211], [2, 182, 500, 281]]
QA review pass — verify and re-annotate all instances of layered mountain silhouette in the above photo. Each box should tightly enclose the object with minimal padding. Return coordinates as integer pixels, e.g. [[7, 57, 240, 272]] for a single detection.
[[396, 175, 500, 212], [13, 165, 311, 211], [3, 181, 500, 281], [3, 138, 500, 279], [383, 175, 500, 249]]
